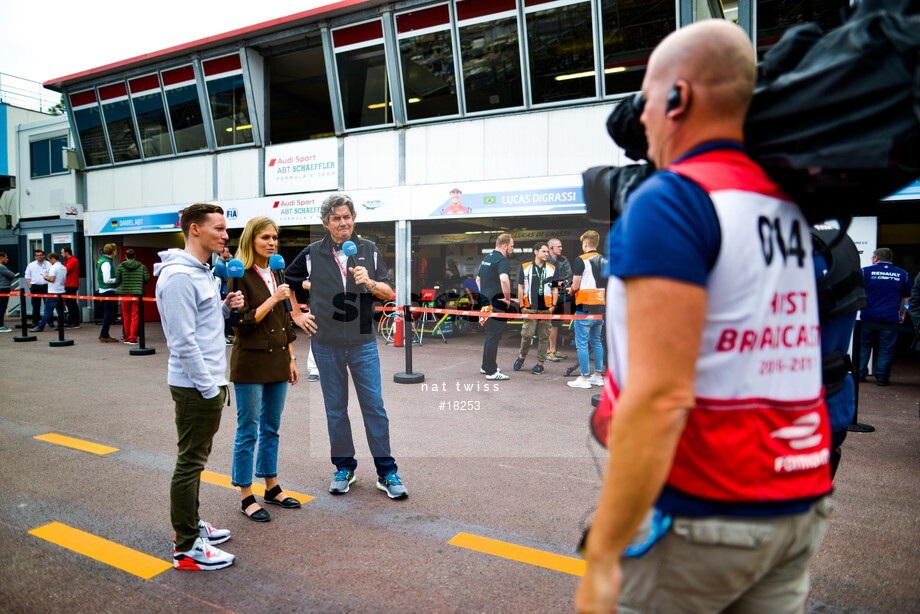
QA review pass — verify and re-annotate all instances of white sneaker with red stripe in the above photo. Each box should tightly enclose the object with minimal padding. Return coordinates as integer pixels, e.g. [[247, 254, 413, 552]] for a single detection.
[[171, 520, 231, 546], [197, 520, 231, 545], [173, 537, 235, 571]]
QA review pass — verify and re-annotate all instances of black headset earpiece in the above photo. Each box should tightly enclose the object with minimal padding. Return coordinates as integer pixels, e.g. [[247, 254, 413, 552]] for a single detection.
[[666, 85, 681, 113]]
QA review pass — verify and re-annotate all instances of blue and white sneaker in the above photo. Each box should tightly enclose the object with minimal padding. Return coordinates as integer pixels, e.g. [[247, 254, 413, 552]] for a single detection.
[[376, 473, 409, 499], [329, 469, 356, 494]]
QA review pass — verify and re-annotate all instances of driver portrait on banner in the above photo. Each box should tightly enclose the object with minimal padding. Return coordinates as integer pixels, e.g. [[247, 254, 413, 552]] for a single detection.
[[440, 188, 471, 215]]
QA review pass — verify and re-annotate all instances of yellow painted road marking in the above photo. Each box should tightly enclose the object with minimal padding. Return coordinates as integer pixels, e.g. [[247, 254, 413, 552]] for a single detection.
[[29, 522, 171, 579], [34, 433, 119, 456], [449, 532, 586, 577], [200, 470, 314, 504]]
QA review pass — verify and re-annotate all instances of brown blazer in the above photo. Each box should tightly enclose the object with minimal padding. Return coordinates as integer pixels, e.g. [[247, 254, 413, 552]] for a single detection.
[[229, 267, 297, 384]]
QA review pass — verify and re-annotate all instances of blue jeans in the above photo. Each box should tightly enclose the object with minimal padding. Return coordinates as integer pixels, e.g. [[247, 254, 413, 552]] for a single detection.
[[574, 315, 604, 376], [859, 327, 899, 383], [312, 340, 397, 477], [36, 296, 61, 330], [99, 292, 117, 338], [231, 381, 289, 487]]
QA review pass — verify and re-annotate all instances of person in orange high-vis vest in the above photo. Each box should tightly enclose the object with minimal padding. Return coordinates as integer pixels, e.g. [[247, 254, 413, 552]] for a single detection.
[[512, 242, 557, 375], [566, 231, 606, 389]]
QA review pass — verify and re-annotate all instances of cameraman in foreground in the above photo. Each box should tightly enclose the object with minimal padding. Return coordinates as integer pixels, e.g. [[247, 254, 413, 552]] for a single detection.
[[576, 20, 831, 613]]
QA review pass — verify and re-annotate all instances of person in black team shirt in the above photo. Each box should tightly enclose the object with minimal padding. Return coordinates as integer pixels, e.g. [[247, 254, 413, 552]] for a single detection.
[[476, 233, 515, 380]]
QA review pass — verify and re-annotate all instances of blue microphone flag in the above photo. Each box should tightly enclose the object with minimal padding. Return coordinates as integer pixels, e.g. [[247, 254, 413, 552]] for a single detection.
[[227, 259, 245, 278], [269, 254, 286, 271]]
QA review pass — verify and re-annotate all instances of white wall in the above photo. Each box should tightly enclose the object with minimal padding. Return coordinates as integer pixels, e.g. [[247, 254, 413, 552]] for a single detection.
[[16, 114, 77, 221], [404, 103, 625, 186], [216, 148, 260, 201], [87, 155, 212, 212], [343, 130, 400, 190]]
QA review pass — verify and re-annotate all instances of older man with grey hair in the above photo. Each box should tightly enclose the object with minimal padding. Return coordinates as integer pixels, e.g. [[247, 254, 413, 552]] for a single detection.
[[287, 194, 408, 500]]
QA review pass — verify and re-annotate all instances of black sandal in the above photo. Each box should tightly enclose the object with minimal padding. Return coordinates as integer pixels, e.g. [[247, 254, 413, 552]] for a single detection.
[[240, 494, 271, 522], [263, 484, 301, 509]]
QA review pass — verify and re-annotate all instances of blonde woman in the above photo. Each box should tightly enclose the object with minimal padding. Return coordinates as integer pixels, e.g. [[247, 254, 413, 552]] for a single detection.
[[230, 216, 301, 521]]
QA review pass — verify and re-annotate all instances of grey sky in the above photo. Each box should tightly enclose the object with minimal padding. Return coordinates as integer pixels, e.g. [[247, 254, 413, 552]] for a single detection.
[[0, 1, 327, 85]]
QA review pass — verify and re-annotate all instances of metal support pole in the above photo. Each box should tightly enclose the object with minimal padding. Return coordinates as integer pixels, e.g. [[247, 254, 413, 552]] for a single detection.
[[49, 297, 73, 347], [13, 290, 36, 343], [393, 219, 423, 384], [130, 297, 155, 356]]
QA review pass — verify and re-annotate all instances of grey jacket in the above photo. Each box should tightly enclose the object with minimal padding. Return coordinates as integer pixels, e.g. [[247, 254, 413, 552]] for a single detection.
[[0, 263, 14, 291], [154, 249, 230, 399]]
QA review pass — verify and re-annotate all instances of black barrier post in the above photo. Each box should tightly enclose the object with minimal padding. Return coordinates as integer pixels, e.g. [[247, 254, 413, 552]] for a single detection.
[[49, 297, 73, 347], [848, 319, 875, 433], [13, 291, 36, 343], [130, 297, 155, 356], [394, 305, 424, 384]]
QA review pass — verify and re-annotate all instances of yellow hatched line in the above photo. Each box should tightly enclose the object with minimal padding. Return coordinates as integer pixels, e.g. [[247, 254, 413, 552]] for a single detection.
[[449, 532, 586, 577], [29, 522, 171, 579], [200, 470, 315, 504], [34, 433, 119, 456]]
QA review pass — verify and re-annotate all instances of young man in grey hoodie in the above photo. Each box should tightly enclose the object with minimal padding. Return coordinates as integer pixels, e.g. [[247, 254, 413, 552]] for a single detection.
[[155, 203, 245, 571]]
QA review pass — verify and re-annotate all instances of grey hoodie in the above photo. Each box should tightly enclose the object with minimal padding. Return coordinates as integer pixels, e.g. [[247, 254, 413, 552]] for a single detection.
[[154, 249, 230, 399]]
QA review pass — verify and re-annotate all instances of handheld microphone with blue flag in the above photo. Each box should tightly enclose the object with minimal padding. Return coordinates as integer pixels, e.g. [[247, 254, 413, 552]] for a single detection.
[[227, 258, 245, 326], [342, 240, 361, 292], [342, 240, 358, 268], [269, 253, 292, 312]]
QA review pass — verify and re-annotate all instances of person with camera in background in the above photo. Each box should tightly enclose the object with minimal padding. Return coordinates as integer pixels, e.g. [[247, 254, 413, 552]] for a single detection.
[[576, 20, 831, 612], [512, 242, 557, 375], [546, 238, 572, 361]]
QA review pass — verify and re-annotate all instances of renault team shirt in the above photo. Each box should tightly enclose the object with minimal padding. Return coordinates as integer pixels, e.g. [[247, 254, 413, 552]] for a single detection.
[[861, 262, 911, 323]]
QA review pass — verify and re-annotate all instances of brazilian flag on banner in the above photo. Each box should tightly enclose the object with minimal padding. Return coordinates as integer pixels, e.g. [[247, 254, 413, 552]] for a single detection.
[[483, 195, 496, 205]]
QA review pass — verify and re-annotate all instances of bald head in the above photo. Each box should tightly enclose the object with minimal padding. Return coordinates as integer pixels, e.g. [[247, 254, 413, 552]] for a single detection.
[[651, 20, 755, 118], [641, 20, 755, 166]]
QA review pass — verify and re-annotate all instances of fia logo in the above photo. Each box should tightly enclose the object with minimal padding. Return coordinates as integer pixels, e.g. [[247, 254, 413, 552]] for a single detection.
[[226, 209, 238, 220]]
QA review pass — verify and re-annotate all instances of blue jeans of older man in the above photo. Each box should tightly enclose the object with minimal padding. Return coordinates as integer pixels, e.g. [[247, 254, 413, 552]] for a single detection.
[[859, 327, 898, 384], [231, 381, 289, 488], [312, 340, 397, 477]]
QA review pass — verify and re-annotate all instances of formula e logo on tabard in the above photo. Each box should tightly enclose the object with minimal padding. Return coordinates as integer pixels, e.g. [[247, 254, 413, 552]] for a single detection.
[[770, 412, 822, 450], [771, 412, 828, 473]]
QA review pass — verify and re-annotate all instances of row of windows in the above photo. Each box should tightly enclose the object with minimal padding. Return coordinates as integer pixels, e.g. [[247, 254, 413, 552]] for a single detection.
[[69, 56, 253, 167], [65, 0, 848, 168]]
